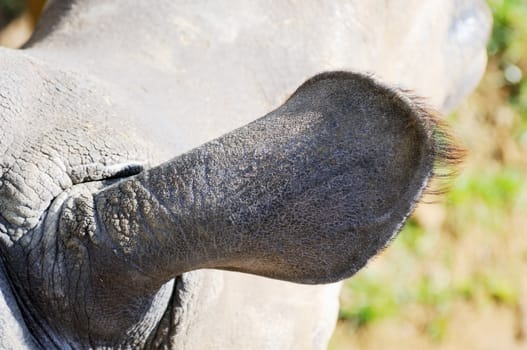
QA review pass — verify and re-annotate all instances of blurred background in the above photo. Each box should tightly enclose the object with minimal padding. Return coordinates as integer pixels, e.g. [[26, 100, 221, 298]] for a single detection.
[[0, 1, 525, 349]]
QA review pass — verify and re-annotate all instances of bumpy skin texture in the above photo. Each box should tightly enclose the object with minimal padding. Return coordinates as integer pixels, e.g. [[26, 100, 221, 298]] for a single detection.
[[0, 1, 490, 349]]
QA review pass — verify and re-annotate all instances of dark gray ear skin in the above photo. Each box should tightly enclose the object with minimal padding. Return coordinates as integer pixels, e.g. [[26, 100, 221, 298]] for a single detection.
[[94, 71, 463, 286], [1, 71, 462, 347]]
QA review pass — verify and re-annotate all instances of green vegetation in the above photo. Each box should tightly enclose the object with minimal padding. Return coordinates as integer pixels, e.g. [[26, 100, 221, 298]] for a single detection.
[[447, 168, 524, 230], [0, 0, 25, 20], [339, 275, 402, 328], [488, 0, 527, 116]]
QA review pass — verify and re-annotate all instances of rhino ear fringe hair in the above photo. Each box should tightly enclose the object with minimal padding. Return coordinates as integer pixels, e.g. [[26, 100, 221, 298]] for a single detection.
[[399, 91, 466, 198], [356, 71, 466, 198]]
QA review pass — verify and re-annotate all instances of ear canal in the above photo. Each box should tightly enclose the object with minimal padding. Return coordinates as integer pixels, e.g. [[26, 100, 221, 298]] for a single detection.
[[93, 71, 457, 285]]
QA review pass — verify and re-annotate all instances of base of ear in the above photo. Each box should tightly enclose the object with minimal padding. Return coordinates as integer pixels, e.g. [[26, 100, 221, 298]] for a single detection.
[[95, 71, 462, 286]]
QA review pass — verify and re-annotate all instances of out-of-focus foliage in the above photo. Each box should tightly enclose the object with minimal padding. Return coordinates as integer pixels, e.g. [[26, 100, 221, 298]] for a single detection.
[[488, 0, 527, 116], [332, 0, 527, 349], [0, 0, 25, 23]]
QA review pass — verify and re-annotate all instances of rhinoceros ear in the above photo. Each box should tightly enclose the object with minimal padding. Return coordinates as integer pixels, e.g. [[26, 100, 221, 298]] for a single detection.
[[95, 71, 462, 286]]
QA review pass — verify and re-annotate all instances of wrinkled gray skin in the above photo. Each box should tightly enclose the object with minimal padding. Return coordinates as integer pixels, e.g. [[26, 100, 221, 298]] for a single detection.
[[0, 1, 490, 349]]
